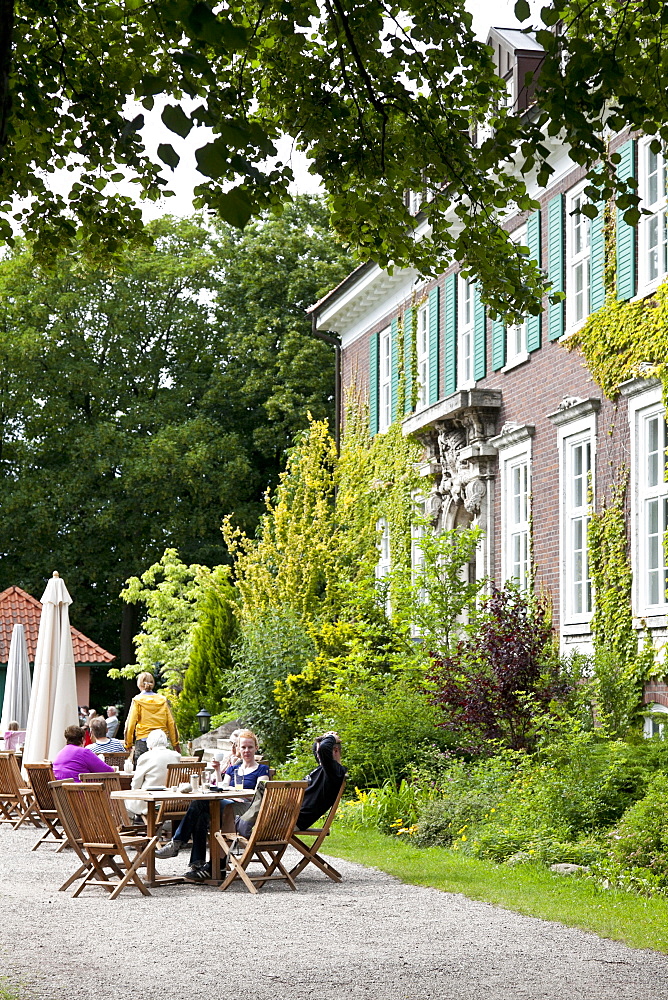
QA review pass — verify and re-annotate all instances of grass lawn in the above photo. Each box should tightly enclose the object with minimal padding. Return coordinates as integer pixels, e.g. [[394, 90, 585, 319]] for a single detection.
[[325, 826, 668, 954]]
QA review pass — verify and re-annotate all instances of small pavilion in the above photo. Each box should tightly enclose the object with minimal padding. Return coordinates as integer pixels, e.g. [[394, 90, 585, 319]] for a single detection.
[[0, 585, 115, 708]]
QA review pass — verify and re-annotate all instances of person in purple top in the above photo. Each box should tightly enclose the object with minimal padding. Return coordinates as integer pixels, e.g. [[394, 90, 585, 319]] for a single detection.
[[52, 725, 116, 781]]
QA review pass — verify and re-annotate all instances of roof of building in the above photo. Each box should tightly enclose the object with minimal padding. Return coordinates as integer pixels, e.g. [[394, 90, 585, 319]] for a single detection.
[[0, 586, 115, 666], [489, 27, 544, 52]]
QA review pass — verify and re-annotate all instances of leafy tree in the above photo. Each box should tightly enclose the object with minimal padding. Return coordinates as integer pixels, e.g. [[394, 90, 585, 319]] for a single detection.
[[175, 572, 238, 736], [116, 548, 221, 689], [0, 201, 350, 661], [429, 587, 567, 753], [0, 0, 578, 315]]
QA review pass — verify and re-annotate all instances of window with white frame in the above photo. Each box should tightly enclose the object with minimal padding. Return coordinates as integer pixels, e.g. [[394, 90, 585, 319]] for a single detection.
[[416, 302, 429, 411], [458, 276, 474, 388], [564, 434, 593, 619], [491, 425, 534, 594], [644, 704, 668, 739], [379, 327, 392, 433], [566, 185, 591, 330], [506, 227, 528, 366], [640, 406, 668, 609], [640, 139, 668, 291], [375, 517, 391, 583], [507, 458, 531, 589]]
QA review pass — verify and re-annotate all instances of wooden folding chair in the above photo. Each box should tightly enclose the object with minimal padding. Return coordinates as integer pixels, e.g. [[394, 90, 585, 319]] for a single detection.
[[62, 782, 160, 898], [214, 780, 308, 894], [79, 771, 137, 831], [24, 762, 64, 850], [289, 779, 346, 883], [101, 750, 131, 769], [155, 760, 207, 832], [0, 752, 41, 829], [49, 779, 102, 891]]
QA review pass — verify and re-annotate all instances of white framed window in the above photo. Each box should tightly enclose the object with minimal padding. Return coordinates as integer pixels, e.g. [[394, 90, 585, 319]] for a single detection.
[[566, 184, 591, 331], [458, 276, 474, 388], [564, 434, 593, 619], [644, 703, 668, 738], [508, 458, 531, 589], [548, 399, 599, 635], [375, 516, 391, 581], [416, 302, 429, 411], [379, 327, 392, 433], [639, 139, 668, 292], [490, 424, 534, 592], [504, 227, 529, 370], [640, 407, 668, 609]]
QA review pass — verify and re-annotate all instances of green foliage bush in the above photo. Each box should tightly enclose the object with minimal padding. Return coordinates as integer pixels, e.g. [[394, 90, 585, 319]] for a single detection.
[[230, 608, 316, 758], [606, 775, 668, 890]]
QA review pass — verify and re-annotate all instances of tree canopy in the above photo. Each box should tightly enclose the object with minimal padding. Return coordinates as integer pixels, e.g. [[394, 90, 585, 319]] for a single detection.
[[0, 196, 350, 660], [4, 1, 660, 317]]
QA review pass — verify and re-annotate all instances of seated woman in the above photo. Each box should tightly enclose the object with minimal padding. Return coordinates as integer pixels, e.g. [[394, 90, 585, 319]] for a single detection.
[[52, 725, 115, 781], [156, 729, 269, 881], [126, 728, 182, 818]]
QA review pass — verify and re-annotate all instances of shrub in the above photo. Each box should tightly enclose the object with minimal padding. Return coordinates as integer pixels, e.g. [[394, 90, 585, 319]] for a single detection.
[[230, 608, 316, 758], [607, 775, 668, 888], [429, 586, 567, 753], [337, 779, 424, 834]]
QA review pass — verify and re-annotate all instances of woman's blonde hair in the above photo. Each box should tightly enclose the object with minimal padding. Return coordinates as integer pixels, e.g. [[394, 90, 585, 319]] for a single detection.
[[236, 729, 259, 751], [137, 672, 155, 691]]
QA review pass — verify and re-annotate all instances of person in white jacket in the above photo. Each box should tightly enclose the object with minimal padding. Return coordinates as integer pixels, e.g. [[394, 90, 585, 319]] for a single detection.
[[126, 728, 182, 818]]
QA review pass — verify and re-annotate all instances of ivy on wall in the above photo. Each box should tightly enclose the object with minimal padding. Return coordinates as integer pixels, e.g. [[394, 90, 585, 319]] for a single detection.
[[587, 475, 638, 669]]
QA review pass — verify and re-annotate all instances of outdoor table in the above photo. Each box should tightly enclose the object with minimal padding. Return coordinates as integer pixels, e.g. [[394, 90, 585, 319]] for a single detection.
[[111, 787, 253, 886]]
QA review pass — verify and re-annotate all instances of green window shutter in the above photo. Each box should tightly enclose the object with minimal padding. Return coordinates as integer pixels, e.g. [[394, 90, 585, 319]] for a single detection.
[[547, 194, 565, 340], [428, 286, 440, 405], [616, 139, 636, 301], [403, 306, 414, 414], [526, 209, 542, 352], [491, 319, 506, 371], [590, 200, 606, 312], [444, 273, 457, 396], [369, 330, 379, 436], [390, 316, 400, 422], [473, 283, 486, 381]]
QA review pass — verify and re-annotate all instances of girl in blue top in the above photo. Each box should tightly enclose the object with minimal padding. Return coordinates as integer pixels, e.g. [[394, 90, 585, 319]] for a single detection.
[[223, 730, 269, 790]]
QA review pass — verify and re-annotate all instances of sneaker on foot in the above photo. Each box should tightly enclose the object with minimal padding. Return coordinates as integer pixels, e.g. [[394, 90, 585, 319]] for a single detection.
[[184, 864, 208, 882], [155, 839, 184, 859]]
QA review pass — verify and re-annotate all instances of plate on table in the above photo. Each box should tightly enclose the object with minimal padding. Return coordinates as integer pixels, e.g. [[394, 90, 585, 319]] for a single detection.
[[146, 785, 167, 791]]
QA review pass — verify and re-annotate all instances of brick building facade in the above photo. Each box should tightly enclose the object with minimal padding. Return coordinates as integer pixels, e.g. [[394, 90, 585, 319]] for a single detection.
[[310, 27, 668, 732]]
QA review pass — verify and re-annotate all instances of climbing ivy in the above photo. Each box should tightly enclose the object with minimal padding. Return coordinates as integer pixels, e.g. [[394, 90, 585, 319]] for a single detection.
[[566, 283, 668, 402], [587, 475, 637, 669]]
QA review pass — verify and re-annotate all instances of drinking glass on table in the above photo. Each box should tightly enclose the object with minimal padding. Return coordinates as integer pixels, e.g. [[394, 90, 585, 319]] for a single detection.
[[235, 769, 245, 790]]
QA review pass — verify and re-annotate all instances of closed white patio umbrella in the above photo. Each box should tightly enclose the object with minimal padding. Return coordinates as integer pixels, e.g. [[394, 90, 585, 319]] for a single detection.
[[0, 623, 31, 731], [22, 572, 79, 766]]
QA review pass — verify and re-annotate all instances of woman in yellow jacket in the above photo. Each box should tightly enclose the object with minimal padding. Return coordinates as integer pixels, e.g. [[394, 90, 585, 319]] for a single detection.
[[124, 672, 180, 764]]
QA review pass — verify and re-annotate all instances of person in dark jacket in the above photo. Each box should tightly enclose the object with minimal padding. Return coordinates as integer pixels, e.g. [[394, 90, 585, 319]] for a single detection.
[[296, 731, 346, 830]]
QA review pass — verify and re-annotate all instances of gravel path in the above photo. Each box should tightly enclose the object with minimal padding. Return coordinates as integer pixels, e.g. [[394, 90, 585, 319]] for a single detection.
[[1, 824, 668, 1000]]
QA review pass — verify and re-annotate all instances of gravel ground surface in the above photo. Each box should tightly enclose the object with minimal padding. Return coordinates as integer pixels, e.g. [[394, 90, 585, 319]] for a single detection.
[[1, 824, 668, 1000]]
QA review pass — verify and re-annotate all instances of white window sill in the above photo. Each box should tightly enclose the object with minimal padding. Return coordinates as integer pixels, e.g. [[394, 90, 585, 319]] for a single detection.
[[637, 613, 668, 628], [457, 379, 476, 391], [502, 351, 530, 373], [562, 316, 590, 341], [632, 279, 666, 303], [561, 618, 593, 635]]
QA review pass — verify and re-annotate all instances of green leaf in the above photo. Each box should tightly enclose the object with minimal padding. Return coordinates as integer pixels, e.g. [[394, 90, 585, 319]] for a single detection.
[[215, 188, 254, 228], [161, 104, 193, 138], [515, 0, 531, 22], [540, 6, 560, 26], [158, 143, 180, 170], [195, 138, 230, 179]]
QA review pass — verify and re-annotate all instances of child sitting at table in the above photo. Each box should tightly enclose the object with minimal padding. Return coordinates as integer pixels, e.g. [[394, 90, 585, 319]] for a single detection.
[[155, 729, 269, 881]]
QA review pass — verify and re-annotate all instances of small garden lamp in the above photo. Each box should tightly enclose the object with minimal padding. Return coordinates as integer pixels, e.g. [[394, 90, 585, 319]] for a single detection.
[[196, 709, 211, 735]]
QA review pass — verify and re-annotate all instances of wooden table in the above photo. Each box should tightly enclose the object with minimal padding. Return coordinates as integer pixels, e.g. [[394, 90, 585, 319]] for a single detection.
[[111, 787, 253, 885]]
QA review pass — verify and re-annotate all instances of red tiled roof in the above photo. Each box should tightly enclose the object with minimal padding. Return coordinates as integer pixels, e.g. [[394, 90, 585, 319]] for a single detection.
[[0, 586, 115, 666]]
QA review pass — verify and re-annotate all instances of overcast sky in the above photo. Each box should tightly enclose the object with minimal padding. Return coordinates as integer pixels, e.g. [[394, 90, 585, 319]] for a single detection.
[[125, 0, 528, 220]]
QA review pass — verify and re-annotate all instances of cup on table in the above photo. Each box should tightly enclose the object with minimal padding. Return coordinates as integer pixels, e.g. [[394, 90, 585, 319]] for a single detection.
[[190, 772, 199, 793]]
